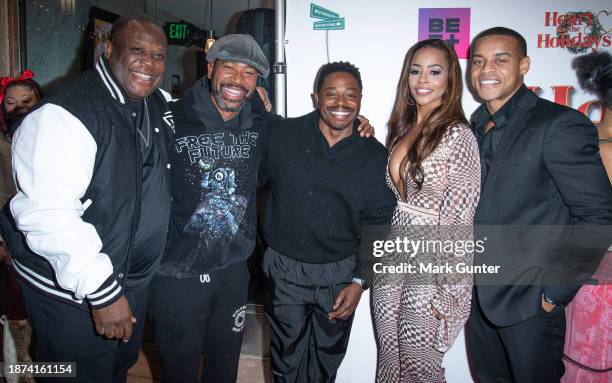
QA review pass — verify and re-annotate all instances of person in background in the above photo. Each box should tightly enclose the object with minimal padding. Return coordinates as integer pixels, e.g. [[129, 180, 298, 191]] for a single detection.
[[0, 70, 42, 135], [573, 51, 612, 183], [0, 70, 42, 205], [371, 39, 480, 382], [0, 70, 43, 382], [561, 51, 611, 383]]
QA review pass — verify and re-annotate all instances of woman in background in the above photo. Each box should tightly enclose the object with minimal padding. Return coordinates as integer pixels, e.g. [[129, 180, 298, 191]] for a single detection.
[[561, 51, 611, 383], [371, 39, 480, 382], [0, 70, 42, 379], [0, 70, 42, 135], [0, 70, 42, 205]]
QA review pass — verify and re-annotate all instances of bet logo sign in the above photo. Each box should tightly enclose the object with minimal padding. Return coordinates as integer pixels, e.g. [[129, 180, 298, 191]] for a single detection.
[[418, 8, 471, 59]]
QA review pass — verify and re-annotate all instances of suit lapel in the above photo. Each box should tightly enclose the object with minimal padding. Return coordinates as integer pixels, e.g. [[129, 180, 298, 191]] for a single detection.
[[480, 90, 539, 198]]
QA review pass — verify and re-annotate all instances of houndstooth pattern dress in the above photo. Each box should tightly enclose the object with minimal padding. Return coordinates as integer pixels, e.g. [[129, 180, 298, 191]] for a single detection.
[[371, 123, 480, 383]]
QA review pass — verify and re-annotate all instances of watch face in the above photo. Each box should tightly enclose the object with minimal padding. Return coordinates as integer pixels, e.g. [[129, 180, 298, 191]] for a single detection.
[[542, 294, 558, 306], [352, 277, 369, 290]]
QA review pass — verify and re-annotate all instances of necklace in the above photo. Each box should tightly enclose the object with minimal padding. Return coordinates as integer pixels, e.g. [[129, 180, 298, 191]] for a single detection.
[[137, 99, 151, 148]]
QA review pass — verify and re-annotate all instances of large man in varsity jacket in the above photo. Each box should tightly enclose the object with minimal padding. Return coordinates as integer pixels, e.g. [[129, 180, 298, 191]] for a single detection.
[[10, 16, 174, 382]]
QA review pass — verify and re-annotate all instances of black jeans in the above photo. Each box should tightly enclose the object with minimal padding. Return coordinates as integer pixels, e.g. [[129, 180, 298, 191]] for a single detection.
[[20, 281, 149, 383], [263, 248, 356, 383], [467, 288, 566, 383], [149, 261, 250, 383]]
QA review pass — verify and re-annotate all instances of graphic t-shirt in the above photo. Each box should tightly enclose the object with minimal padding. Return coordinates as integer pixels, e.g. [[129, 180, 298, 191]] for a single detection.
[[157, 79, 266, 277]]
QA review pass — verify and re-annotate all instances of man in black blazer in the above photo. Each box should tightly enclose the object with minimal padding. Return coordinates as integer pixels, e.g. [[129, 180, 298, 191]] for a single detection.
[[467, 26, 612, 382]]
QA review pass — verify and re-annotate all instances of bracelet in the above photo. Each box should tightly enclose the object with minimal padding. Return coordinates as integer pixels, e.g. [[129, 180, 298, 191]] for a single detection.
[[599, 137, 612, 144]]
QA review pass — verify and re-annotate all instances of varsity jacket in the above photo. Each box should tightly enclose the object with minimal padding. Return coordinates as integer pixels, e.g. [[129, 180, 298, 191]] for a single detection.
[[10, 58, 174, 309]]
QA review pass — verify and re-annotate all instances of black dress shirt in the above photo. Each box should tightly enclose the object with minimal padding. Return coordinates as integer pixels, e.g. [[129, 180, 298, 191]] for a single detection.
[[473, 85, 529, 186]]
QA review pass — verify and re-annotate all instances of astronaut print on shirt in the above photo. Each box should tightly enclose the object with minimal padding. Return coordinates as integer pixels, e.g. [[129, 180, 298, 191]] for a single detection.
[[175, 129, 257, 246], [184, 165, 247, 239]]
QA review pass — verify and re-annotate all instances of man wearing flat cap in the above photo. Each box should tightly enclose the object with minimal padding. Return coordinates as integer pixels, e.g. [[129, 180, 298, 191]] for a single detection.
[[149, 34, 271, 382]]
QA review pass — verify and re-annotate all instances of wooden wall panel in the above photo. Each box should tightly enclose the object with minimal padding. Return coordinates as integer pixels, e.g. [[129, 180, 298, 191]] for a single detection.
[[0, 0, 21, 77]]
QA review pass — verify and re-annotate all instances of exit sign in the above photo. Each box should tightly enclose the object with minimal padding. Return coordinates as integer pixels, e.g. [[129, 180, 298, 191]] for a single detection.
[[166, 22, 191, 45]]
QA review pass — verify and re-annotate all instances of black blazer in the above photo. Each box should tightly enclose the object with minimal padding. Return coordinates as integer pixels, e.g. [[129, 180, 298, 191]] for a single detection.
[[472, 89, 612, 326]]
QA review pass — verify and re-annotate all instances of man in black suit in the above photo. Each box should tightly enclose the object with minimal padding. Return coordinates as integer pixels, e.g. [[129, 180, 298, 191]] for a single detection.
[[467, 26, 612, 382]]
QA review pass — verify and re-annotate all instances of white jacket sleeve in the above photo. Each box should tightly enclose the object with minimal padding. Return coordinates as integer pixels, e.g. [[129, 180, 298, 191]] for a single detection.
[[10, 103, 116, 300]]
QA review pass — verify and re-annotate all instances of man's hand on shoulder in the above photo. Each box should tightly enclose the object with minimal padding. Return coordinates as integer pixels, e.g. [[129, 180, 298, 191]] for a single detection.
[[357, 115, 375, 138], [256, 86, 272, 112], [328, 282, 364, 320], [91, 295, 136, 342]]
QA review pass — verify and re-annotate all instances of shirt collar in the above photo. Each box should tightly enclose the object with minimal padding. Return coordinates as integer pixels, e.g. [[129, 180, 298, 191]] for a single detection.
[[474, 84, 528, 134], [490, 84, 528, 127], [95, 57, 129, 105]]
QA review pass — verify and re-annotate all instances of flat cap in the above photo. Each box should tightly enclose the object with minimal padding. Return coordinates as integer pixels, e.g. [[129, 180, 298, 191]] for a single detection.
[[206, 34, 270, 78]]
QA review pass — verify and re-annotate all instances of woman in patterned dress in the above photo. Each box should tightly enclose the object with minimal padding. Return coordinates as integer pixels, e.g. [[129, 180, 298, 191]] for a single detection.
[[371, 39, 481, 382]]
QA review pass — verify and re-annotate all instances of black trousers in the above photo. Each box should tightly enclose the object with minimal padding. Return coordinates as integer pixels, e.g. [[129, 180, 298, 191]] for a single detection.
[[149, 261, 249, 383], [20, 281, 149, 383], [263, 248, 356, 383], [467, 288, 566, 383]]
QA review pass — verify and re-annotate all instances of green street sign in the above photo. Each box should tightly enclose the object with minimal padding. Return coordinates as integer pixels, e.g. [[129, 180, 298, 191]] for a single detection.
[[313, 18, 345, 30], [310, 3, 339, 20]]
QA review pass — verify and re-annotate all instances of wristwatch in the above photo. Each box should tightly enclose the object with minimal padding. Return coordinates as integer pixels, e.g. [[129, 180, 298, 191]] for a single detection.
[[542, 294, 560, 306], [352, 277, 369, 290]]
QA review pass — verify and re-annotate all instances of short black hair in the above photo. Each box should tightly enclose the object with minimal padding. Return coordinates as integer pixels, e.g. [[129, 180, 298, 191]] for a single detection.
[[314, 61, 363, 94], [471, 26, 527, 57], [108, 14, 162, 43]]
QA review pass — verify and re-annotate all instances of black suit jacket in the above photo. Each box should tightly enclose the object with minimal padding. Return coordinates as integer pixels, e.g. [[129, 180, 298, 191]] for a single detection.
[[472, 89, 612, 326]]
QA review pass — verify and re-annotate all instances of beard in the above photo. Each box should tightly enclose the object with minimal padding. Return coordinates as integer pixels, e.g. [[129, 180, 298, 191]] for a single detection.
[[328, 122, 350, 131]]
